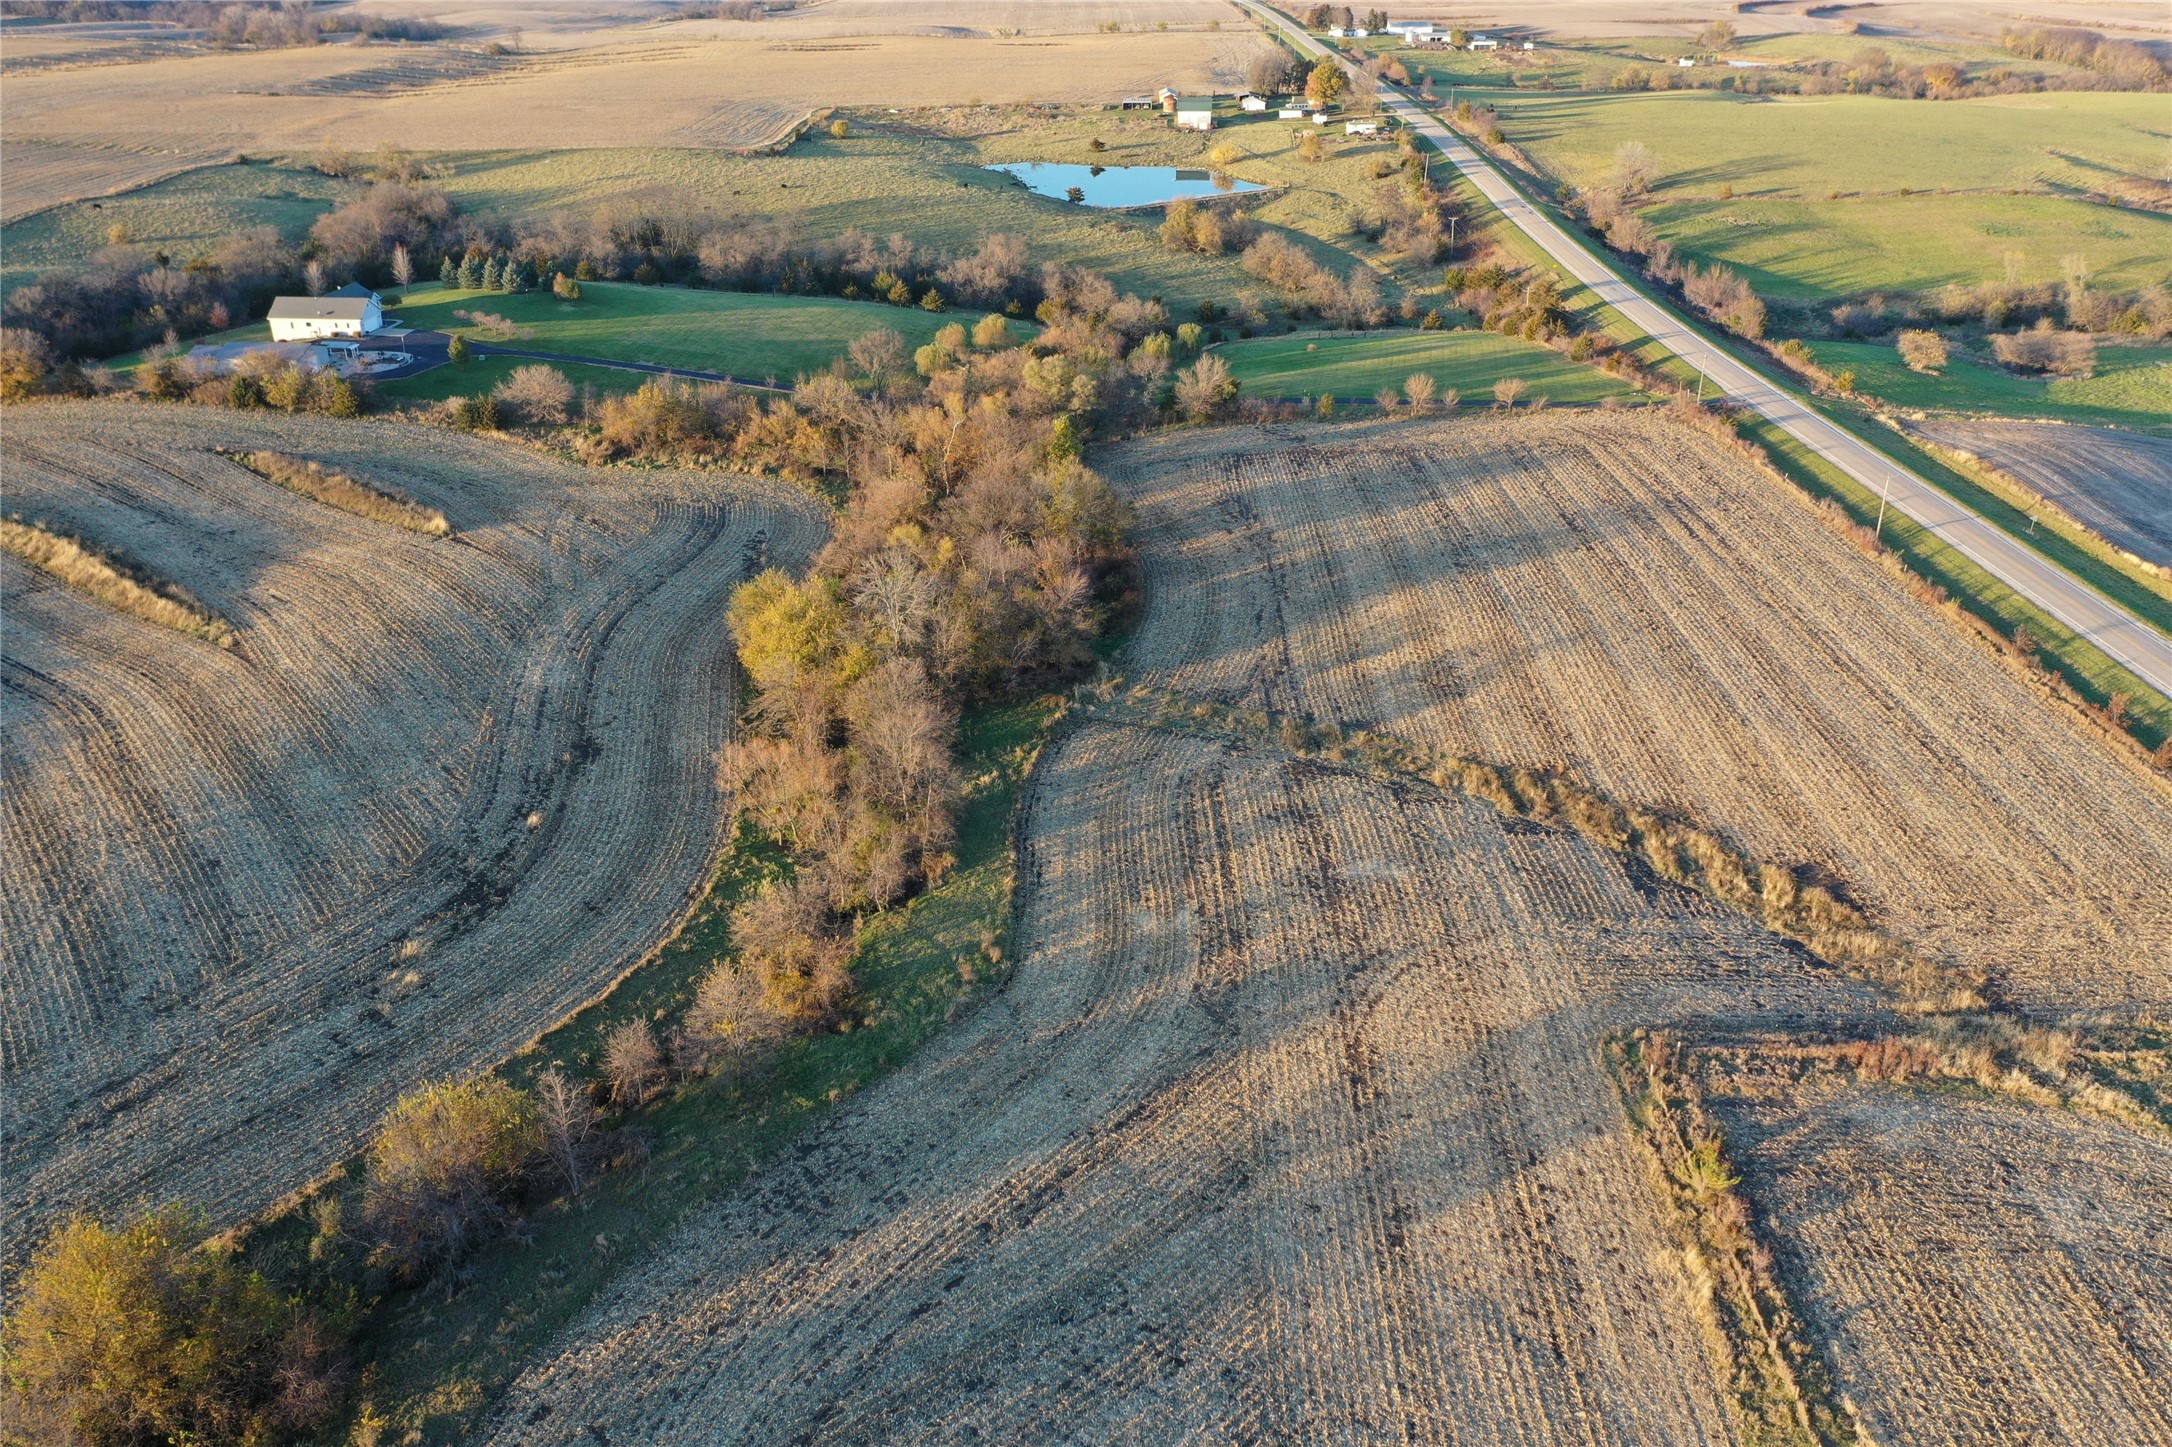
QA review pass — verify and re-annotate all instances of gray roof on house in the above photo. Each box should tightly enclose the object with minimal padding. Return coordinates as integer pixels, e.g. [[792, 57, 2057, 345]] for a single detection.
[[327, 281, 382, 301], [268, 296, 374, 321]]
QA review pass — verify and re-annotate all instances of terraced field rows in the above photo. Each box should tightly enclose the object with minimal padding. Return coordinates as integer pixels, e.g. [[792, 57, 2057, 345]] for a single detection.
[[479, 723, 1889, 1444], [1102, 412, 2172, 1014], [0, 402, 826, 1257], [1708, 1074, 2172, 1445]]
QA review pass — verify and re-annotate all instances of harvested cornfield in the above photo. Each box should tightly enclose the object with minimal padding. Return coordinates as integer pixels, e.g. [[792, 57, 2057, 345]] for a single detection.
[[1909, 418, 2172, 572], [0, 401, 826, 1258], [478, 721, 1888, 1444], [1705, 1068, 2172, 1446], [0, 29, 1271, 153], [1101, 411, 2172, 1013], [0, 139, 230, 222]]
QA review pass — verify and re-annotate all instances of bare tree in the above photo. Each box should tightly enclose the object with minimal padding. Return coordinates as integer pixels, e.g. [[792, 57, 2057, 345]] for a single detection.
[[848, 326, 907, 382], [683, 963, 785, 1080], [303, 258, 328, 297], [1493, 375, 1528, 409], [534, 1067, 597, 1197], [1896, 329, 1948, 374], [492, 363, 574, 424], [390, 242, 414, 289], [1403, 371, 1438, 412], [1173, 353, 1239, 421], [1612, 142, 1660, 199], [1374, 384, 1400, 412], [601, 1019, 665, 1107]]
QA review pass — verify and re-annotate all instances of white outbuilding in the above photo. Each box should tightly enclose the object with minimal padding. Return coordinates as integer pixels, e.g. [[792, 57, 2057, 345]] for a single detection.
[[1279, 106, 1307, 119], [267, 282, 383, 341], [1385, 20, 1437, 41], [1345, 119, 1380, 135], [1240, 92, 1269, 111]]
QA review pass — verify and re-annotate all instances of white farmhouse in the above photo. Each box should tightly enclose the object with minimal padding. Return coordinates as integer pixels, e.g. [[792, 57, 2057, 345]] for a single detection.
[[1345, 119, 1380, 135], [1469, 34, 1499, 49], [267, 282, 382, 341], [1385, 20, 1437, 41]]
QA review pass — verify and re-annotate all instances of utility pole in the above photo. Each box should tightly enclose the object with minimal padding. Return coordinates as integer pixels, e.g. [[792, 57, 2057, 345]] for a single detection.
[[1875, 472, 1892, 540]]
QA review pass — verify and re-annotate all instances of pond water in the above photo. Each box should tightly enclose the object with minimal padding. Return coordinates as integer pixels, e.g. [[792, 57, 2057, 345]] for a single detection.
[[986, 162, 1270, 209]]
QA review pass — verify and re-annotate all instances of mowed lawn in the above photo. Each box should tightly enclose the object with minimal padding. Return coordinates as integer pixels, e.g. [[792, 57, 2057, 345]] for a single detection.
[[392, 281, 1010, 381], [1215, 330, 1639, 404], [1807, 339, 2172, 430]]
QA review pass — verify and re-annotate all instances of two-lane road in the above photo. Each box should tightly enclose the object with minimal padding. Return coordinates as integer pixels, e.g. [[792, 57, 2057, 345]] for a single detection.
[[1239, 0, 2172, 702]]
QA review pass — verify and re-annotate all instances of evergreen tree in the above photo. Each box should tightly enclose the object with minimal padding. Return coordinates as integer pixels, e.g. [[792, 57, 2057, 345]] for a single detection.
[[440, 254, 458, 285], [458, 254, 485, 290]]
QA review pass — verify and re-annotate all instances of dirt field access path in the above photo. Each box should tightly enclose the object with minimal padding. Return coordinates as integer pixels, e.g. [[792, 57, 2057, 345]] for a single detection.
[[1238, 0, 2172, 704]]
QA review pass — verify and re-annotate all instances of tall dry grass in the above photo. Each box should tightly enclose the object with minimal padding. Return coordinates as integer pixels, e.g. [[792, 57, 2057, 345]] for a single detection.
[[1, 517, 234, 646], [235, 451, 450, 535]]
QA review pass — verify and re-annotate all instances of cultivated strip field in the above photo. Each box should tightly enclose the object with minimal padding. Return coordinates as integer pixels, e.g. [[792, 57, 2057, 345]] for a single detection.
[[1708, 1071, 2172, 1445], [1909, 418, 2172, 572], [0, 139, 230, 223], [479, 722, 1889, 1444], [0, 402, 826, 1258], [1100, 412, 2172, 1014]]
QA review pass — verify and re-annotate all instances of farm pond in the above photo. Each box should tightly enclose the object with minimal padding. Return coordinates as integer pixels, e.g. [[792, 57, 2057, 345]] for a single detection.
[[986, 162, 1269, 208]]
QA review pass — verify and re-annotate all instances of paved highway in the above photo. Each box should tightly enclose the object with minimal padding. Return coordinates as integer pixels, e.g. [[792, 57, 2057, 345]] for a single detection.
[[1240, 0, 2172, 702]]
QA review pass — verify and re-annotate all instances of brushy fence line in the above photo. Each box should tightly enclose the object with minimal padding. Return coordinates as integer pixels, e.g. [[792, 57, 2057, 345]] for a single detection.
[[228, 451, 451, 536], [1092, 681, 2172, 1130], [1606, 1031, 1864, 1447], [1083, 682, 1987, 1013], [1, 516, 234, 646]]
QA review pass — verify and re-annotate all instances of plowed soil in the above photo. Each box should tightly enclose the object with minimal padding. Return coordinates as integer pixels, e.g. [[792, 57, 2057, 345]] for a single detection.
[[1910, 417, 2172, 571], [1709, 1073, 2172, 1446], [477, 723, 1887, 1445], [1102, 411, 2172, 1013], [0, 402, 825, 1257]]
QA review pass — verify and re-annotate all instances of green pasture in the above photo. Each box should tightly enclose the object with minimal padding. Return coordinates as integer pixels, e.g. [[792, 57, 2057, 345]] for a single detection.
[[0, 160, 343, 292], [1486, 89, 2164, 201], [1805, 339, 2172, 429], [1214, 328, 1638, 403], [1643, 194, 2172, 299], [393, 281, 1004, 382]]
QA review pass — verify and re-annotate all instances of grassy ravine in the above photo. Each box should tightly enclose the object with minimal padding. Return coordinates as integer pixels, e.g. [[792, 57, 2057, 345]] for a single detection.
[[1803, 338, 2172, 431], [243, 695, 1065, 1445], [1606, 1033, 1861, 1447]]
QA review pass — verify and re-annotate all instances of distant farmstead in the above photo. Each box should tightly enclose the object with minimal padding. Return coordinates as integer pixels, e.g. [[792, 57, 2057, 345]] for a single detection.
[[1174, 94, 1215, 130], [1384, 20, 1436, 40], [267, 282, 383, 341]]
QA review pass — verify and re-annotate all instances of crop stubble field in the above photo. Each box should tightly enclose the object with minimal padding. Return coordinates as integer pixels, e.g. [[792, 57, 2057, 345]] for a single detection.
[[478, 406, 2172, 1441], [1103, 411, 2172, 1015], [1707, 1067, 2172, 1444], [0, 139, 233, 223], [0, 28, 1270, 153], [0, 402, 825, 1258], [1908, 418, 2172, 572], [479, 721, 1889, 1443]]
